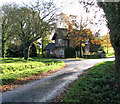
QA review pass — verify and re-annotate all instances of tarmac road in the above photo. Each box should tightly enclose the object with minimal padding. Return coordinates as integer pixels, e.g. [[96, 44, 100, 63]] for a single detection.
[[2, 58, 114, 103]]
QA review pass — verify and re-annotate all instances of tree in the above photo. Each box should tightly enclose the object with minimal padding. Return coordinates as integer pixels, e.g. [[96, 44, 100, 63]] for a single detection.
[[10, 0, 56, 60], [97, 1, 120, 93], [36, 41, 41, 55], [29, 43, 37, 57], [6, 43, 23, 57], [101, 33, 112, 53], [58, 13, 100, 57], [2, 4, 16, 58], [78, 0, 120, 92], [41, 31, 52, 57]]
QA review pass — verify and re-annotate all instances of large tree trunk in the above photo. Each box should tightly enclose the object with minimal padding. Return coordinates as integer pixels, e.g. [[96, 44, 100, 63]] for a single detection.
[[23, 45, 29, 60], [114, 48, 120, 93], [2, 42, 5, 58], [79, 42, 82, 58], [42, 40, 44, 57], [107, 44, 108, 54]]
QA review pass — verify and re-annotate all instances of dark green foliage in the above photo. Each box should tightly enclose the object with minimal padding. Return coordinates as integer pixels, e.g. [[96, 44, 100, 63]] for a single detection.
[[49, 55, 57, 58], [90, 42, 101, 53], [6, 43, 37, 57], [6, 44, 23, 57], [98, 1, 120, 92], [75, 45, 80, 51], [98, 46, 104, 52], [29, 43, 37, 57], [62, 61, 120, 103], [65, 47, 76, 58]]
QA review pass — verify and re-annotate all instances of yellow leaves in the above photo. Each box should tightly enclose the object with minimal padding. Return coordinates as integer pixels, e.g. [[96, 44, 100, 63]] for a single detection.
[[67, 27, 94, 46], [58, 13, 102, 47], [75, 31, 78, 34], [91, 40, 94, 44], [101, 34, 112, 47], [91, 39, 102, 45], [82, 43, 85, 46]]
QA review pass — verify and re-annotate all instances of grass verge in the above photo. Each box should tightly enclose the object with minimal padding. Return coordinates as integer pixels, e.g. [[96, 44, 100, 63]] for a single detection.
[[0, 57, 65, 85], [62, 61, 120, 104]]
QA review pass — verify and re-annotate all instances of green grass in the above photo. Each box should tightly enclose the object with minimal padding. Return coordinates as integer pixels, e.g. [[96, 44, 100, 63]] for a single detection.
[[0, 57, 65, 85], [103, 47, 115, 57], [104, 47, 114, 53], [106, 52, 115, 57], [62, 61, 120, 104]]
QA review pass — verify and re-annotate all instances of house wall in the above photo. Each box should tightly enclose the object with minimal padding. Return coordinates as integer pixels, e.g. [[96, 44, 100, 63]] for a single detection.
[[56, 48, 65, 58], [55, 34, 69, 47], [53, 50, 55, 55], [45, 50, 50, 57], [52, 29, 96, 58], [45, 49, 56, 57], [54, 33, 76, 58]]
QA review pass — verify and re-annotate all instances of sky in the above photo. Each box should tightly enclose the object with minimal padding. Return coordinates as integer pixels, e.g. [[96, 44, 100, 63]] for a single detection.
[[1, 0, 109, 36]]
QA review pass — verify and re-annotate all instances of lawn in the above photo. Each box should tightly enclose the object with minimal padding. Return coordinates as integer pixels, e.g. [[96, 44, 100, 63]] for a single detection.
[[104, 47, 115, 57], [104, 47, 114, 54], [106, 52, 115, 57], [62, 61, 120, 103], [0, 57, 65, 85]]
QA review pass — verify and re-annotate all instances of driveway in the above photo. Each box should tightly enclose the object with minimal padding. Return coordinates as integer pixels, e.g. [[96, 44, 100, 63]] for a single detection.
[[2, 58, 114, 103]]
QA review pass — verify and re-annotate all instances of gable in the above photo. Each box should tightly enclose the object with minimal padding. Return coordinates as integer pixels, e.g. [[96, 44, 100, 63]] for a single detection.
[[52, 28, 68, 40]]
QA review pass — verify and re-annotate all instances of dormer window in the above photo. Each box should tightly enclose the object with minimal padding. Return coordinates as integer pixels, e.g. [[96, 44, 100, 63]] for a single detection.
[[58, 39, 62, 44]]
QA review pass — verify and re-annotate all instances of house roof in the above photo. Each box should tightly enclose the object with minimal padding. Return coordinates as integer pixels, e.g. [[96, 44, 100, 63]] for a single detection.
[[44, 43, 56, 50], [52, 28, 68, 40]]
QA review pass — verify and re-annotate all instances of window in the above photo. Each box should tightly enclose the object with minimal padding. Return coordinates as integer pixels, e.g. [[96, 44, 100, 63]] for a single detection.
[[58, 39, 62, 44], [59, 49, 64, 55], [85, 40, 89, 45], [50, 50, 53, 54]]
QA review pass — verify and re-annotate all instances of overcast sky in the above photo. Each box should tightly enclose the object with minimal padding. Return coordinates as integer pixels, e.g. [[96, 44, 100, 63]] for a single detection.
[[1, 0, 82, 15], [1, 0, 109, 35]]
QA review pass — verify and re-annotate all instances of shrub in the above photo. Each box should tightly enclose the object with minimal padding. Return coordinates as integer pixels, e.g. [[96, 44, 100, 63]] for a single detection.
[[29, 43, 37, 57], [6, 44, 24, 57], [65, 47, 76, 58]]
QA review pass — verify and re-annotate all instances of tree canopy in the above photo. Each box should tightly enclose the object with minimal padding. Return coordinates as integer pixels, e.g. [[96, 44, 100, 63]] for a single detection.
[[78, 0, 120, 93], [58, 13, 101, 57], [97, 1, 120, 93], [1, 0, 57, 60]]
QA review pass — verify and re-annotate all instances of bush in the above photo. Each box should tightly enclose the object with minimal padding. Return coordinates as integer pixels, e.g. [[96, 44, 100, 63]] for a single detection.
[[29, 43, 37, 57], [65, 47, 76, 58], [6, 44, 23, 57], [90, 43, 101, 53]]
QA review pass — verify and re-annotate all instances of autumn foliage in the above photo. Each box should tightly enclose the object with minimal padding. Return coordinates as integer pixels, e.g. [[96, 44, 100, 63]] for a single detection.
[[58, 13, 101, 48]]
